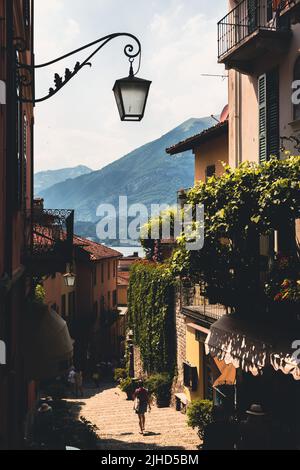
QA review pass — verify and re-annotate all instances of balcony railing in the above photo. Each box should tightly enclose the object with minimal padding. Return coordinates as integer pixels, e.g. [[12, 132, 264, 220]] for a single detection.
[[279, 0, 300, 16], [25, 208, 74, 273], [218, 0, 288, 61], [182, 284, 228, 324]]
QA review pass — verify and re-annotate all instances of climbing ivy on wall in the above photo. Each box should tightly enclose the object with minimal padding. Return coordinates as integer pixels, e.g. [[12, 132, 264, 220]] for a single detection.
[[169, 156, 300, 312], [127, 262, 176, 374]]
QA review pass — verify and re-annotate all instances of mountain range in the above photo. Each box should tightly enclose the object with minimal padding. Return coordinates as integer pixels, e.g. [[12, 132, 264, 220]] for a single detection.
[[37, 116, 215, 241], [35, 165, 92, 195]]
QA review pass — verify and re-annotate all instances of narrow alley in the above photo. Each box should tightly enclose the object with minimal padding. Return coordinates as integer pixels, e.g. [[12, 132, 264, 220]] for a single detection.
[[68, 384, 199, 451]]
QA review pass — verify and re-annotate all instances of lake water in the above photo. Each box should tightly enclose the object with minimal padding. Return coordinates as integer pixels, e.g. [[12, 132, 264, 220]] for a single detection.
[[108, 246, 145, 258]]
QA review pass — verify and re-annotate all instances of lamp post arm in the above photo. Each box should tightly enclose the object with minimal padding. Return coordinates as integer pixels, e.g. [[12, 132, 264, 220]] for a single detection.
[[16, 32, 141, 104]]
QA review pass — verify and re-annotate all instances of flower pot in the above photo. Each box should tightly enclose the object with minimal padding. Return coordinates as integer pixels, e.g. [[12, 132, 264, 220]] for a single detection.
[[156, 394, 171, 408]]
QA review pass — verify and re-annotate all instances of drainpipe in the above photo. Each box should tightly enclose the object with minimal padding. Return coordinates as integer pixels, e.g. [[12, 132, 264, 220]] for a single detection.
[[234, 70, 242, 167]]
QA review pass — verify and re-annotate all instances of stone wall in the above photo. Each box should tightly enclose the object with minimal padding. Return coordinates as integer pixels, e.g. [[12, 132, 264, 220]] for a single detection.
[[133, 345, 144, 379], [171, 283, 197, 408]]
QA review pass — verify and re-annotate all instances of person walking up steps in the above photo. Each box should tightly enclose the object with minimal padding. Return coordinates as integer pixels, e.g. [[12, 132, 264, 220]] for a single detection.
[[133, 380, 151, 435]]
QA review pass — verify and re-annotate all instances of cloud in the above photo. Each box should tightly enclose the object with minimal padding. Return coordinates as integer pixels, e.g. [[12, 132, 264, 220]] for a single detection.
[[34, 0, 227, 172]]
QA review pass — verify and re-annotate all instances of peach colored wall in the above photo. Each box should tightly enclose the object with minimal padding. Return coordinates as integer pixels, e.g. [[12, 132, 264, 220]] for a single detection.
[[279, 25, 300, 153], [228, 18, 300, 165], [92, 259, 118, 313], [44, 272, 76, 318], [73, 257, 119, 321], [76, 261, 92, 315], [194, 133, 229, 183], [117, 285, 128, 306], [228, 71, 259, 167]]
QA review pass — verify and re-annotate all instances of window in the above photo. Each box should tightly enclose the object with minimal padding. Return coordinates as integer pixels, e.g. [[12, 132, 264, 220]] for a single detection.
[[113, 261, 116, 278], [16, 85, 22, 208], [93, 266, 97, 286], [258, 68, 279, 163], [108, 262, 111, 281], [204, 360, 214, 401], [108, 291, 111, 309], [205, 165, 216, 181], [113, 290, 117, 307], [101, 263, 104, 283], [294, 57, 300, 121], [183, 362, 198, 391], [22, 114, 27, 208], [61, 295, 66, 319]]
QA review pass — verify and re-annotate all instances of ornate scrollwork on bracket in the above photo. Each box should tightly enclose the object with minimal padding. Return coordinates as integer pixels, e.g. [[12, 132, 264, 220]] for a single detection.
[[15, 32, 142, 104]]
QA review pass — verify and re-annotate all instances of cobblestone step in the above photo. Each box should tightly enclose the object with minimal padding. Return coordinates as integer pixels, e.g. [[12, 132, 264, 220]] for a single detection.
[[68, 384, 200, 451]]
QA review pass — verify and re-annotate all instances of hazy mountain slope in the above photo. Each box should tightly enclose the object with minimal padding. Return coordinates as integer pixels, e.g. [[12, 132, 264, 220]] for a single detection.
[[34, 165, 92, 195], [40, 117, 215, 223]]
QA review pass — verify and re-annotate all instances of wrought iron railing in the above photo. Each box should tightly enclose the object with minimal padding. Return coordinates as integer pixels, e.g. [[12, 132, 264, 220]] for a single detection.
[[218, 0, 288, 60], [280, 0, 300, 12], [26, 208, 74, 261], [182, 284, 228, 322]]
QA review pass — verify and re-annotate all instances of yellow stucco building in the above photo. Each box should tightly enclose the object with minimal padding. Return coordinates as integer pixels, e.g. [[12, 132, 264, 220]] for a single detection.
[[166, 111, 229, 406]]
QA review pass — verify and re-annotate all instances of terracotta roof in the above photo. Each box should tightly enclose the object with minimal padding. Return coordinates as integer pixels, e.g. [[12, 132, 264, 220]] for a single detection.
[[118, 272, 130, 286], [161, 238, 176, 245], [166, 120, 228, 155], [74, 235, 122, 261]]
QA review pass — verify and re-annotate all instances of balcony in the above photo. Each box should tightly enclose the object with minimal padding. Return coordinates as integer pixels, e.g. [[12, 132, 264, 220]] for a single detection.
[[218, 0, 292, 74], [182, 284, 228, 327], [280, 0, 300, 22], [25, 207, 74, 275]]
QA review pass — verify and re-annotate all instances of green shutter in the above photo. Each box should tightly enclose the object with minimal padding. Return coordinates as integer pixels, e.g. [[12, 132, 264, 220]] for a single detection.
[[267, 68, 280, 158], [248, 0, 258, 33], [267, 0, 273, 22], [258, 74, 267, 163]]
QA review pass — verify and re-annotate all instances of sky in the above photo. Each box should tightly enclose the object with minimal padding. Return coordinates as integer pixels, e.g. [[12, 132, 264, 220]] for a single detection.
[[34, 0, 227, 172]]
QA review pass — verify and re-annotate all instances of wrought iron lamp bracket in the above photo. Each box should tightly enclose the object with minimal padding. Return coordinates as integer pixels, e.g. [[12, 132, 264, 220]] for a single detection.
[[14, 32, 141, 104]]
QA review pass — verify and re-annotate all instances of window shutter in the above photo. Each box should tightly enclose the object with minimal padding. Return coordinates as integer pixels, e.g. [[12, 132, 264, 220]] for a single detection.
[[183, 363, 190, 387], [23, 114, 27, 209], [258, 74, 267, 163], [267, 68, 279, 158], [191, 367, 198, 392], [267, 0, 273, 22]]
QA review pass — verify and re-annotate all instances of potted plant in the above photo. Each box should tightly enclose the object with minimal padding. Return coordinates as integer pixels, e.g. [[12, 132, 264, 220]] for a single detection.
[[146, 373, 172, 408], [119, 377, 137, 400], [187, 399, 213, 441], [113, 368, 128, 383]]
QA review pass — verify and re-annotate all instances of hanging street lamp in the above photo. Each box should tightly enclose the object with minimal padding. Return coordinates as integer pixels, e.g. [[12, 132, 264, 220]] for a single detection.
[[15, 32, 151, 121], [63, 265, 76, 288], [63, 272, 76, 288], [113, 61, 151, 121]]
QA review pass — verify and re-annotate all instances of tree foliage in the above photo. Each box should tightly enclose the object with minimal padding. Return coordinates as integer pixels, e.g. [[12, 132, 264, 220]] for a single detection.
[[170, 157, 300, 313]]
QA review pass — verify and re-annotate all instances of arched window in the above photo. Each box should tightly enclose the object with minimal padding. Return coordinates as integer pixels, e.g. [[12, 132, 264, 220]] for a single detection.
[[293, 57, 300, 121]]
